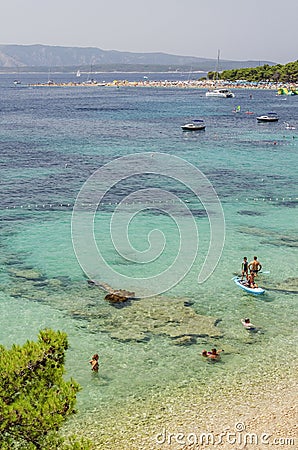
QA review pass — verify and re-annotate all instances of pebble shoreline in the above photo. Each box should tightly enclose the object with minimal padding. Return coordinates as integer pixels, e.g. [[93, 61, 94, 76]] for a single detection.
[[27, 79, 298, 92], [64, 363, 297, 449]]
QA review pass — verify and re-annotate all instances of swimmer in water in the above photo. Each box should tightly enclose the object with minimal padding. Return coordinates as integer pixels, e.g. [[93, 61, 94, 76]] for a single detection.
[[241, 318, 263, 334], [241, 318, 256, 330], [202, 348, 223, 360], [89, 353, 99, 372]]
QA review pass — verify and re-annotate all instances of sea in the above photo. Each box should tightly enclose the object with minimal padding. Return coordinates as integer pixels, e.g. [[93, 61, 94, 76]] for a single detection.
[[0, 72, 297, 447]]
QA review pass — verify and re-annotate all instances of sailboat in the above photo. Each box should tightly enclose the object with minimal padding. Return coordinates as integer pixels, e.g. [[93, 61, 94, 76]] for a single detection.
[[86, 63, 97, 84], [47, 67, 54, 85], [206, 50, 235, 98], [76, 69, 81, 78]]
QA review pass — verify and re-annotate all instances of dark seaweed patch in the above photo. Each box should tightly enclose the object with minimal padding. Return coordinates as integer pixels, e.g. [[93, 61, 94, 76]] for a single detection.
[[237, 210, 264, 216], [277, 201, 297, 208]]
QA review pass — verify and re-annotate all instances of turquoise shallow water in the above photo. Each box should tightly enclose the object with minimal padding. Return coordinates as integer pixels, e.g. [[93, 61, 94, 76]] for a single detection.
[[0, 74, 297, 443]]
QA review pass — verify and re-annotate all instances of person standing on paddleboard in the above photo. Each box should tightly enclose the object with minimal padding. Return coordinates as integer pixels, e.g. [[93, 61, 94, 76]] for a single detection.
[[241, 256, 248, 280], [248, 256, 262, 275]]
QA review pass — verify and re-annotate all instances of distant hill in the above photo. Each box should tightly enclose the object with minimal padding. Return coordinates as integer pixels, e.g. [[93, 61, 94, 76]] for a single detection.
[[0, 44, 276, 72]]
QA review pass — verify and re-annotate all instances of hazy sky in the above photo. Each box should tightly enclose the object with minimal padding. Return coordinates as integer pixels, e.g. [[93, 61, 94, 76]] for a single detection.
[[1, 0, 297, 64]]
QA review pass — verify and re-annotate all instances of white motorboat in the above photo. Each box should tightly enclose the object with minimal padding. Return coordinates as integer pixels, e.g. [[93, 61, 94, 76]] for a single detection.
[[206, 88, 235, 98], [181, 119, 206, 131], [257, 112, 279, 122], [284, 122, 295, 130]]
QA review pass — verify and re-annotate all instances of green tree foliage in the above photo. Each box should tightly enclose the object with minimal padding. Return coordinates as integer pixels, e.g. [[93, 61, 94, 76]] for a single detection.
[[0, 329, 92, 449], [208, 60, 298, 83]]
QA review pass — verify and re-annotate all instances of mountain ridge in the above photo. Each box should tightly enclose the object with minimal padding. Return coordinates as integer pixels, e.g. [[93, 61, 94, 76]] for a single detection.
[[0, 44, 276, 72]]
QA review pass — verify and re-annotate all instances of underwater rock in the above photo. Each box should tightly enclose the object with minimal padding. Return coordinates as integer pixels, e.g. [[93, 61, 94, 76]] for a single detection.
[[238, 226, 298, 248], [8, 284, 48, 301], [105, 293, 129, 303], [99, 297, 222, 343], [32, 278, 70, 289], [238, 226, 269, 237], [237, 210, 264, 216], [3, 274, 222, 344], [88, 279, 135, 299], [46, 278, 66, 288], [114, 289, 135, 298], [110, 329, 149, 343], [171, 336, 197, 346], [260, 238, 298, 248], [3, 256, 24, 266], [8, 268, 45, 281], [184, 300, 194, 307]]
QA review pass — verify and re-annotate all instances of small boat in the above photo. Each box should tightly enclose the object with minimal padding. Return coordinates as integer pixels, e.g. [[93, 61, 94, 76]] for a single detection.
[[206, 88, 235, 98], [233, 277, 265, 295], [284, 122, 296, 130], [13, 67, 22, 86], [257, 112, 279, 122], [205, 50, 235, 98], [181, 119, 206, 131]]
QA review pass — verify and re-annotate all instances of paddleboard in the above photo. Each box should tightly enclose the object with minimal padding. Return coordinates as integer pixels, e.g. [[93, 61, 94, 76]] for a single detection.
[[233, 277, 265, 295]]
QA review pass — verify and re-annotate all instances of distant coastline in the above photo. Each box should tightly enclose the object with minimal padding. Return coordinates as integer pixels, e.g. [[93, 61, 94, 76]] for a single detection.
[[1, 69, 206, 75], [25, 79, 298, 91]]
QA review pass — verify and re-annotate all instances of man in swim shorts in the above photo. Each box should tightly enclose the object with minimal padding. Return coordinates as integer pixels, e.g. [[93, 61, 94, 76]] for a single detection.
[[248, 256, 262, 275]]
